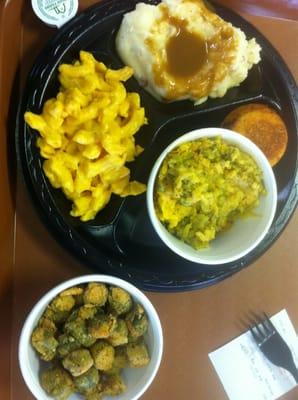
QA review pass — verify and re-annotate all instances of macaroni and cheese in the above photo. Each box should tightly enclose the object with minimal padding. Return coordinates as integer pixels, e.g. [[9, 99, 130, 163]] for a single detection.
[[25, 51, 147, 221]]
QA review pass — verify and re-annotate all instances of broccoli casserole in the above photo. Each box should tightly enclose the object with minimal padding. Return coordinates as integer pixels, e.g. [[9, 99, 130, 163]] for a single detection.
[[154, 137, 265, 249]]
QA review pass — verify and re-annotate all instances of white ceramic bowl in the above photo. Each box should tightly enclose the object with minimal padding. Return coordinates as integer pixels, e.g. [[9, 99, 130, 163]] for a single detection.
[[19, 275, 163, 400], [147, 127, 277, 265]]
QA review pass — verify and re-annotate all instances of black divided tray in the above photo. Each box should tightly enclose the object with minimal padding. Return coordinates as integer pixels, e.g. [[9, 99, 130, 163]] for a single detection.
[[16, 0, 298, 292]]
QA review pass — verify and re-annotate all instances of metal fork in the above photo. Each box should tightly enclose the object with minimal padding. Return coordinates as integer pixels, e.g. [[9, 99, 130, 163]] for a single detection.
[[249, 313, 298, 383]]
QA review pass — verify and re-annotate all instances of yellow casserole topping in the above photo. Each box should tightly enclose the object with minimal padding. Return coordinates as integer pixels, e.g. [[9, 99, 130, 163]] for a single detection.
[[154, 137, 265, 249]]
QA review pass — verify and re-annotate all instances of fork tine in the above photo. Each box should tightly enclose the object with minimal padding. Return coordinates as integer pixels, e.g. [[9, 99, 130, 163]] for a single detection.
[[247, 312, 267, 342], [249, 325, 259, 342], [260, 315, 272, 334], [263, 313, 276, 333], [253, 321, 265, 338]]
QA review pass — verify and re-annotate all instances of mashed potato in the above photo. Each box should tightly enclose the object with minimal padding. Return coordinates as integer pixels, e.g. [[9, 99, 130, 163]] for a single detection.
[[116, 0, 261, 104], [154, 137, 265, 249]]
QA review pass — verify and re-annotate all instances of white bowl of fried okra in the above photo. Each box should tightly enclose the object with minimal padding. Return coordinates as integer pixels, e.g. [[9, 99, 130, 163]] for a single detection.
[[19, 275, 163, 400]]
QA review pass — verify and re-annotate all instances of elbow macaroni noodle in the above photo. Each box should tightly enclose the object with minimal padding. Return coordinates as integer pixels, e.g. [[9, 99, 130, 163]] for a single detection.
[[25, 51, 147, 221]]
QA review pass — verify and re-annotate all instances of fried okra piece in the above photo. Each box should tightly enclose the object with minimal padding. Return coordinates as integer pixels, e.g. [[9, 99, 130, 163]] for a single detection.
[[88, 313, 117, 339], [126, 341, 150, 367], [57, 334, 81, 359], [62, 349, 94, 377], [107, 319, 128, 346], [60, 287, 84, 297], [83, 283, 108, 306], [126, 304, 148, 341], [104, 346, 127, 375], [44, 295, 75, 324], [65, 309, 79, 322], [41, 366, 74, 400], [74, 366, 99, 395], [38, 316, 57, 333], [43, 306, 72, 325], [78, 304, 98, 320], [31, 318, 58, 361], [113, 346, 127, 369], [85, 389, 103, 400], [108, 287, 132, 315], [52, 295, 75, 312], [90, 340, 115, 371], [75, 293, 85, 307], [101, 373, 126, 396], [64, 315, 96, 347]]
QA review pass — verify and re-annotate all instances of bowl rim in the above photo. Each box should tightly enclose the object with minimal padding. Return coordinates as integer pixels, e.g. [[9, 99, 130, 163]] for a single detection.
[[146, 127, 278, 265], [18, 274, 163, 400]]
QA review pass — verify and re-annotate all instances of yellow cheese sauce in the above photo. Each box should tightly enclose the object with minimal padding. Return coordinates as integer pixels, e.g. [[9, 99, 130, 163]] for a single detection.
[[154, 137, 265, 249]]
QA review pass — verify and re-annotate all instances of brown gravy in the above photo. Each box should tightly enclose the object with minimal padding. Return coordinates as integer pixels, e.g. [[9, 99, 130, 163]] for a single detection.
[[166, 19, 208, 78], [147, 0, 237, 101]]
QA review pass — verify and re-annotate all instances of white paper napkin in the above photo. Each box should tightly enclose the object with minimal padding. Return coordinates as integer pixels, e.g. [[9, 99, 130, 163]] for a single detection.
[[209, 309, 298, 400]]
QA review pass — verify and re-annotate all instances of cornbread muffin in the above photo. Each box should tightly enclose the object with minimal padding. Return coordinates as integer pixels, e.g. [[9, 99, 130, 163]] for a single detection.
[[222, 103, 288, 166]]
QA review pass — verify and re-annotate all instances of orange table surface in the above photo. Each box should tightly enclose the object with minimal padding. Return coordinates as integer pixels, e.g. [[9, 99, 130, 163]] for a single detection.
[[0, 1, 297, 399]]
